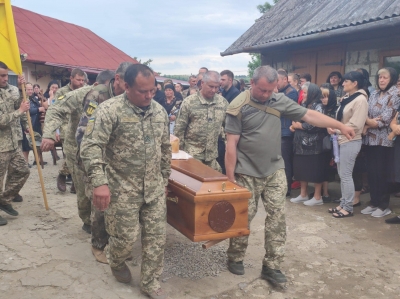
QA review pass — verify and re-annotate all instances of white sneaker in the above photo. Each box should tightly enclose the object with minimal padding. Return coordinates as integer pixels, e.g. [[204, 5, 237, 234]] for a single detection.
[[371, 208, 391, 218], [290, 195, 309, 203], [361, 206, 378, 215], [303, 197, 324, 206]]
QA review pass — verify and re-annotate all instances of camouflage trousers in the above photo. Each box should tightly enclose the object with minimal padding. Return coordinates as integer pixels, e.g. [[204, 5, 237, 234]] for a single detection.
[[227, 168, 287, 270], [58, 140, 70, 176], [65, 152, 91, 226], [105, 195, 166, 293], [84, 177, 109, 250], [198, 158, 222, 172], [0, 149, 30, 204]]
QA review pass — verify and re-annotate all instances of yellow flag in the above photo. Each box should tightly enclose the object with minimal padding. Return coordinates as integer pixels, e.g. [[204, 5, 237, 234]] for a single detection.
[[0, 0, 22, 74]]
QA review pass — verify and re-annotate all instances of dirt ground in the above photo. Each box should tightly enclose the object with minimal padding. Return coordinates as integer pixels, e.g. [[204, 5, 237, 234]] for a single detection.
[[1, 152, 400, 299]]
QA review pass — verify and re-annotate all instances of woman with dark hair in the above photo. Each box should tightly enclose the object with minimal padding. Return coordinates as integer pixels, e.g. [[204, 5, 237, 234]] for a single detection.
[[356, 68, 374, 94], [326, 71, 368, 218], [43, 80, 60, 105], [314, 84, 338, 202], [161, 84, 182, 134], [361, 67, 400, 217], [290, 83, 330, 206], [326, 71, 344, 98]]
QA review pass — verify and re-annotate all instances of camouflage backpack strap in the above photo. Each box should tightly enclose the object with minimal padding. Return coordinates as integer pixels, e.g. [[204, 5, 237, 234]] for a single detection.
[[226, 90, 251, 121], [246, 100, 281, 118]]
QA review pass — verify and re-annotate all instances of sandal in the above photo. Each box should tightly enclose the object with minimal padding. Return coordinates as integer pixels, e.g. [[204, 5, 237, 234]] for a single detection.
[[328, 207, 342, 214], [332, 210, 354, 218]]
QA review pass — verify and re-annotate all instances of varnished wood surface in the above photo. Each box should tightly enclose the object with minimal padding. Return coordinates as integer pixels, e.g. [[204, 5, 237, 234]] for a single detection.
[[171, 159, 227, 182], [167, 159, 251, 242]]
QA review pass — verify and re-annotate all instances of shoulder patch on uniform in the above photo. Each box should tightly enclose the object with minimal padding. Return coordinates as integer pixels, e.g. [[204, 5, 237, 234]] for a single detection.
[[85, 100, 98, 116], [85, 117, 95, 135], [57, 95, 65, 100]]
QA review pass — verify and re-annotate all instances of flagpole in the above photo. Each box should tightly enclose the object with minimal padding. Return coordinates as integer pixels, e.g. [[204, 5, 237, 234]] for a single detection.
[[21, 84, 49, 210]]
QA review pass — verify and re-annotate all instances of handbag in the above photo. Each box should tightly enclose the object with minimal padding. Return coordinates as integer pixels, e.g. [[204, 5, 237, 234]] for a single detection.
[[322, 135, 332, 151]]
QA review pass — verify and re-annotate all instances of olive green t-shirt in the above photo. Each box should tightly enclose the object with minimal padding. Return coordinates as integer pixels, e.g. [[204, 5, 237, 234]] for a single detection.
[[225, 93, 307, 178]]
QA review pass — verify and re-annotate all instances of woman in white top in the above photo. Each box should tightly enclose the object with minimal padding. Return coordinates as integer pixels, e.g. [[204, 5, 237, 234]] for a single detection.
[[327, 71, 369, 218]]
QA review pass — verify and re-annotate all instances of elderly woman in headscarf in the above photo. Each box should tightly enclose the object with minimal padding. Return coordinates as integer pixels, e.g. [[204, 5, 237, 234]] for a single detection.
[[361, 67, 400, 218]]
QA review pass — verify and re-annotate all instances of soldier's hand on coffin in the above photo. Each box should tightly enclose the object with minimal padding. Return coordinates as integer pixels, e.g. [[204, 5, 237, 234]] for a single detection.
[[93, 185, 111, 211], [41, 138, 55, 151]]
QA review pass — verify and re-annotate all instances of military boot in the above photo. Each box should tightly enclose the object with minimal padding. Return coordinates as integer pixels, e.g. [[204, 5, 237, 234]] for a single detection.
[[82, 223, 91, 234], [227, 260, 244, 275], [261, 265, 287, 284], [0, 215, 7, 226], [12, 194, 23, 202], [111, 263, 132, 283], [0, 204, 18, 216], [57, 174, 66, 192], [141, 288, 169, 299], [91, 246, 108, 264]]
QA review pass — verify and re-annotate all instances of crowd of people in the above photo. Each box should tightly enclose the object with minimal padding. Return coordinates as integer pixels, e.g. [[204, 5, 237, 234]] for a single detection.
[[286, 68, 400, 223], [1, 59, 400, 298]]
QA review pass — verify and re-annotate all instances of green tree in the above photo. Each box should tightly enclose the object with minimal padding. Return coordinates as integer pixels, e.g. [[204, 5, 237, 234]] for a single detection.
[[248, 1, 279, 77], [133, 57, 153, 66], [247, 53, 262, 78], [257, 0, 279, 13]]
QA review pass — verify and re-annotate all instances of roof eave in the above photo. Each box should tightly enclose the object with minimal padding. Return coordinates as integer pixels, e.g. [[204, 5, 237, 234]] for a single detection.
[[221, 17, 400, 56]]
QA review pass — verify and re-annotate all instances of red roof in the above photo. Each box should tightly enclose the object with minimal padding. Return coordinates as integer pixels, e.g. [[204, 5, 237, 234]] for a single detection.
[[13, 6, 138, 73]]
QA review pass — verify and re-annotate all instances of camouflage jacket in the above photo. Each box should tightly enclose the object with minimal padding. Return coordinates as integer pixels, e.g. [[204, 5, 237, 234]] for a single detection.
[[0, 84, 28, 152], [75, 81, 115, 148], [43, 85, 92, 157], [174, 91, 228, 161], [51, 84, 73, 139], [80, 94, 171, 203]]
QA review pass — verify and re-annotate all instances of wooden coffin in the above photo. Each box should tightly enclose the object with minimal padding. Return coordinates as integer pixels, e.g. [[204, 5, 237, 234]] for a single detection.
[[167, 158, 251, 242]]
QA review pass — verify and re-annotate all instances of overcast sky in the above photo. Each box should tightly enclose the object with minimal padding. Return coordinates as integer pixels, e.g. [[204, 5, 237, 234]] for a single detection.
[[12, 0, 266, 76]]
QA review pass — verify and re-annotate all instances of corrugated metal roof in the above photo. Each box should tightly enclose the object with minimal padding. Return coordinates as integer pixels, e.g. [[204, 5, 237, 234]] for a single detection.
[[221, 0, 400, 56], [13, 6, 138, 72]]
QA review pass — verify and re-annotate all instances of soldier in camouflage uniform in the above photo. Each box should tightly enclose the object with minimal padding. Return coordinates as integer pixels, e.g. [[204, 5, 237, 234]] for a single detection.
[[0, 62, 30, 226], [80, 64, 171, 299], [181, 75, 198, 99], [41, 68, 91, 233], [224, 66, 355, 287], [51, 68, 85, 193], [174, 71, 228, 172], [75, 63, 131, 264]]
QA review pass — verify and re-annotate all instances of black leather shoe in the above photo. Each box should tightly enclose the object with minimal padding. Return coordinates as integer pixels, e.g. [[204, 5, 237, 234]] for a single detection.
[[0, 215, 7, 226], [228, 260, 244, 275], [0, 204, 18, 216], [13, 194, 23, 202], [57, 174, 66, 192], [82, 223, 91, 234], [385, 216, 400, 224], [111, 263, 132, 283]]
